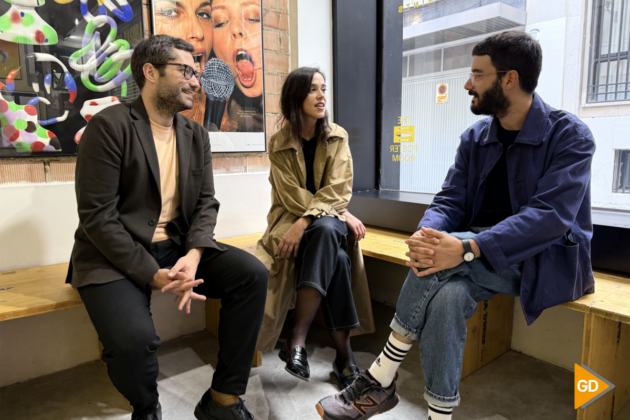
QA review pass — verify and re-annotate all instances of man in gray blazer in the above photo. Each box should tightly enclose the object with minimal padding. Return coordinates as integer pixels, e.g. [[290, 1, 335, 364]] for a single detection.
[[66, 35, 268, 420]]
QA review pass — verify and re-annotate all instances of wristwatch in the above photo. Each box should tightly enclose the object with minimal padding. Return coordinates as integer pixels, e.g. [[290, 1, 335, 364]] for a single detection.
[[462, 239, 475, 262]]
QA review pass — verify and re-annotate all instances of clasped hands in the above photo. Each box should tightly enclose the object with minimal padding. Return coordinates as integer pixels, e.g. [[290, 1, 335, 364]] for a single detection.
[[148, 248, 206, 314], [276, 211, 366, 260], [405, 227, 471, 278]]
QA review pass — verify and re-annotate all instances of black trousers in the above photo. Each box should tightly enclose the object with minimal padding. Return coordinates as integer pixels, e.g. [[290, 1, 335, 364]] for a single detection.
[[78, 240, 268, 414], [295, 217, 359, 331]]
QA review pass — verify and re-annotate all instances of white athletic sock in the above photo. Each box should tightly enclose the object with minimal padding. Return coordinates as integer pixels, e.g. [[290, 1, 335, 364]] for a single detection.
[[368, 333, 412, 387], [428, 403, 453, 420]]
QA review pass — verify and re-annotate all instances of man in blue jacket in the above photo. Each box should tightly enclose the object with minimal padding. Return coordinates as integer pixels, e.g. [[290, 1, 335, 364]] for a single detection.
[[317, 31, 595, 420]]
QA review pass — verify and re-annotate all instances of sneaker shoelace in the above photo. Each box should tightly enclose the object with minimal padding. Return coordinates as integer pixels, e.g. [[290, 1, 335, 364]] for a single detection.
[[235, 399, 255, 420], [340, 374, 378, 405]]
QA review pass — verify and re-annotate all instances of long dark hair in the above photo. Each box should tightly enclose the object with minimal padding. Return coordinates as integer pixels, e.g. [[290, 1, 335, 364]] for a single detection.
[[279, 67, 331, 148]]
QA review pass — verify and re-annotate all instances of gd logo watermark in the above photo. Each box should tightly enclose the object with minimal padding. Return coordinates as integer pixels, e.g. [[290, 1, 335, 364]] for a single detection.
[[574, 364, 615, 410]]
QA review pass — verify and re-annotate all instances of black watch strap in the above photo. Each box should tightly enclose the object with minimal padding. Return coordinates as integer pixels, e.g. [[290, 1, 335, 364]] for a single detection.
[[462, 239, 473, 255]]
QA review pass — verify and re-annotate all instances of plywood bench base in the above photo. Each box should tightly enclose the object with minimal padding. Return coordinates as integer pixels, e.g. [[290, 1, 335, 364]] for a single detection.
[[461, 294, 513, 379], [205, 298, 263, 368], [576, 314, 630, 420]]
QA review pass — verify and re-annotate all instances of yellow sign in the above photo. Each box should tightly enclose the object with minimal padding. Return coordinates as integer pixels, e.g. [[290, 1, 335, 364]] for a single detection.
[[574, 364, 615, 410], [436, 83, 448, 104], [399, 0, 444, 13], [394, 125, 415, 143]]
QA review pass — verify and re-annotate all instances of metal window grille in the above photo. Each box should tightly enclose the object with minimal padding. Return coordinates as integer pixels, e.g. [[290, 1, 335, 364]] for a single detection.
[[613, 150, 630, 193], [587, 0, 630, 103]]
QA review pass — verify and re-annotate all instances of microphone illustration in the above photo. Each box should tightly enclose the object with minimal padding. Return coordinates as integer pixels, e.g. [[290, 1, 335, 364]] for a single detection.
[[201, 58, 235, 131]]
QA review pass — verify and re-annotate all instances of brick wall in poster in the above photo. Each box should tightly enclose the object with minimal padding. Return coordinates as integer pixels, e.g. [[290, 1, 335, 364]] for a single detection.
[[0, 0, 292, 183]]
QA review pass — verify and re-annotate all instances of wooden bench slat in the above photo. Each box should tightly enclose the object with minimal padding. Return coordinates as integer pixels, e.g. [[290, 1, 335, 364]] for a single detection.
[[2, 227, 628, 324], [0, 263, 79, 322], [561, 272, 630, 324], [358, 226, 630, 325]]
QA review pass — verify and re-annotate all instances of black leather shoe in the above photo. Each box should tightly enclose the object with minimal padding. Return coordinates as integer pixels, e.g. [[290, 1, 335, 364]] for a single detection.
[[194, 391, 255, 420], [131, 401, 162, 420], [332, 361, 360, 389], [278, 340, 310, 381]]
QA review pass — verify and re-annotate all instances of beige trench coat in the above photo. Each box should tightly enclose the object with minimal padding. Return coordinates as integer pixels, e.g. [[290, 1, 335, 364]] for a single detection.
[[255, 123, 376, 352]]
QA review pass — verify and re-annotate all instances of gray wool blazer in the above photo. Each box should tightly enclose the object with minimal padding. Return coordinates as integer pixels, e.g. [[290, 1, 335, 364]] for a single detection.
[[66, 97, 226, 289]]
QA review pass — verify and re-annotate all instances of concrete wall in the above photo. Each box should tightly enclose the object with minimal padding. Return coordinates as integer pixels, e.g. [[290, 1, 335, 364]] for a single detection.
[[0, 173, 271, 387]]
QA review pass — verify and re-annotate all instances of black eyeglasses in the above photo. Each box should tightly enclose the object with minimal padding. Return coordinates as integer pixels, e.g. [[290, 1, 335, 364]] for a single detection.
[[152, 63, 200, 80]]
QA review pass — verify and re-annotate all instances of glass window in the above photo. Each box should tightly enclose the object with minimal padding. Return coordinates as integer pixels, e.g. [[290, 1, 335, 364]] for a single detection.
[[403, 56, 408, 78], [408, 49, 442, 77], [613, 150, 630, 193], [587, 0, 630, 103], [443, 42, 477, 71]]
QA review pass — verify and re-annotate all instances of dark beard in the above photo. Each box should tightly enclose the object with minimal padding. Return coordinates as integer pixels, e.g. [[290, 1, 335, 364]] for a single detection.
[[155, 81, 193, 116], [469, 78, 510, 118]]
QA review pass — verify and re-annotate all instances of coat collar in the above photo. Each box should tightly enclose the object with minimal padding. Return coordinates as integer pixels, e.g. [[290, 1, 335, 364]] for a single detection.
[[130, 97, 193, 210], [272, 121, 347, 153], [480, 93, 550, 146], [272, 121, 347, 191]]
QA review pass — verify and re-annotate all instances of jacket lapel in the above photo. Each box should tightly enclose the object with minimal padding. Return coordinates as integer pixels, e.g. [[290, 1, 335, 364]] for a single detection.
[[130, 98, 161, 194], [174, 114, 193, 217]]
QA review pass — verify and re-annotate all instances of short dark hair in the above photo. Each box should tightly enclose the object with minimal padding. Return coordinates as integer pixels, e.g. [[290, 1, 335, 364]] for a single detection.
[[280, 67, 331, 148], [131, 35, 195, 90], [472, 31, 542, 94]]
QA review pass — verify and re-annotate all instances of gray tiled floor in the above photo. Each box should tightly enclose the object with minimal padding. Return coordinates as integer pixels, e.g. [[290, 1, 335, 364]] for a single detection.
[[1, 302, 628, 420]]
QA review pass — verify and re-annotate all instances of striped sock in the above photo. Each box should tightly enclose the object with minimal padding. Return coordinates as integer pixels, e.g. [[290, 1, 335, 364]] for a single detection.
[[368, 333, 412, 387], [428, 403, 453, 420]]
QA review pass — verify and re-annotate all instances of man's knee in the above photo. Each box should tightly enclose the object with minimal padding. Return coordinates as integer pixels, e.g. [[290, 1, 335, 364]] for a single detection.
[[242, 257, 269, 294], [431, 281, 471, 311], [105, 329, 160, 359]]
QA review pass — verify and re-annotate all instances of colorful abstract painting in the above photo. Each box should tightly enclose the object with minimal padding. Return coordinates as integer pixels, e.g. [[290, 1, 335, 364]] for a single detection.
[[0, 0, 144, 157], [0, 39, 20, 79]]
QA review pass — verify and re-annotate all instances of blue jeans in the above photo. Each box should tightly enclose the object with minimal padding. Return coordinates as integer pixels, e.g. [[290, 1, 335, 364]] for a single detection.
[[390, 229, 521, 407]]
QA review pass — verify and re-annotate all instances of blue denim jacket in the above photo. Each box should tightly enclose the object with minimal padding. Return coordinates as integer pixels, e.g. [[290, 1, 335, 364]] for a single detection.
[[419, 94, 596, 325]]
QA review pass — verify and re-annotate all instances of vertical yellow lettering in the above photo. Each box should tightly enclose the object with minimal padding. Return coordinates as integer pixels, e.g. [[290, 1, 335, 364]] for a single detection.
[[414, 1, 419, 8], [399, 6, 403, 12], [406, 3, 411, 10]]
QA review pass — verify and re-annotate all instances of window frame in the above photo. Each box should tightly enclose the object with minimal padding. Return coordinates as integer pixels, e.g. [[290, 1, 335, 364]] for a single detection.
[[581, 0, 630, 108]]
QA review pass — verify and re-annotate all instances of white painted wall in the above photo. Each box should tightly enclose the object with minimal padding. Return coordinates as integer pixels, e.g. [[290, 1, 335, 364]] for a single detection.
[[297, 0, 334, 121], [0, 172, 271, 386]]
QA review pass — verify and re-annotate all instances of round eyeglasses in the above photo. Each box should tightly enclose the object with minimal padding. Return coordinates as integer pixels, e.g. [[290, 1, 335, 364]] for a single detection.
[[468, 71, 509, 84], [152, 63, 200, 80]]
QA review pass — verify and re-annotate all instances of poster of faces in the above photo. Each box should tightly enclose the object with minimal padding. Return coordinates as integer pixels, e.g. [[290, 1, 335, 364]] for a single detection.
[[0, 0, 144, 157], [152, 0, 266, 152]]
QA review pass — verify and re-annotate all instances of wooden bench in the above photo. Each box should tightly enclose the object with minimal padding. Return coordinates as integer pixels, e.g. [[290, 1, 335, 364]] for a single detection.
[[0, 234, 265, 368], [2, 228, 628, 419]]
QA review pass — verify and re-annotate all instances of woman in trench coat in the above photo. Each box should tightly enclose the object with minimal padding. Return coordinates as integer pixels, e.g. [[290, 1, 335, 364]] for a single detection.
[[255, 67, 375, 389]]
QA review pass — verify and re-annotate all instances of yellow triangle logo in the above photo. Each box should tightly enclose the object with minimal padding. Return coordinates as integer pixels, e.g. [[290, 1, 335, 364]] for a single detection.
[[575, 364, 614, 409]]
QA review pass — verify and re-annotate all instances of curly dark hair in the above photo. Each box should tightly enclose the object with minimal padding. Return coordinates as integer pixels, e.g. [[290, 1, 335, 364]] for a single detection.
[[131, 35, 194, 90], [472, 31, 543, 94]]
